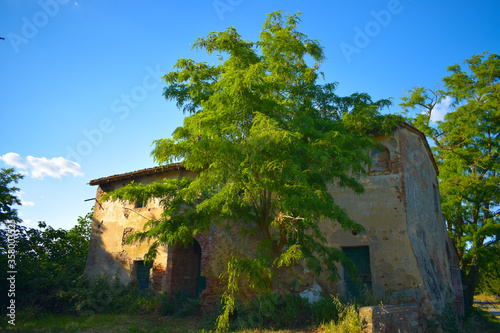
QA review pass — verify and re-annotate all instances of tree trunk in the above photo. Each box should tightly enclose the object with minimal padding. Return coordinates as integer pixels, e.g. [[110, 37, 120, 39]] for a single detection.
[[462, 264, 479, 311]]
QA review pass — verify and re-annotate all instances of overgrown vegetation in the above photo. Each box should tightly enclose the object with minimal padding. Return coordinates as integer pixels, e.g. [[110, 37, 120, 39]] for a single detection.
[[0, 211, 92, 314], [1, 271, 499, 331], [160, 292, 202, 318], [229, 293, 339, 330], [322, 299, 361, 333]]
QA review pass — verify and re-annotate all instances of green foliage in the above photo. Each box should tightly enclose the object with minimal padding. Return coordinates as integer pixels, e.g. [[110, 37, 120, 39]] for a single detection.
[[239, 293, 312, 329], [322, 298, 361, 333], [311, 296, 341, 324], [159, 292, 201, 318], [440, 294, 460, 332], [74, 275, 141, 315], [230, 293, 339, 330], [459, 306, 500, 333], [400, 51, 500, 310], [0, 168, 23, 225], [104, 11, 396, 332], [0, 211, 92, 313], [477, 244, 500, 296]]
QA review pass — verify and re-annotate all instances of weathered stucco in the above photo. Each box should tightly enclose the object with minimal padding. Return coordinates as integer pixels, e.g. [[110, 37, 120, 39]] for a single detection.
[[399, 126, 454, 316], [86, 166, 197, 290], [84, 124, 463, 318], [325, 131, 423, 304]]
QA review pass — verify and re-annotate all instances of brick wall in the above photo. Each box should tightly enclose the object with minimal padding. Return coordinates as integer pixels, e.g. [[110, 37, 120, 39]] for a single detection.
[[152, 262, 167, 291], [359, 303, 425, 333]]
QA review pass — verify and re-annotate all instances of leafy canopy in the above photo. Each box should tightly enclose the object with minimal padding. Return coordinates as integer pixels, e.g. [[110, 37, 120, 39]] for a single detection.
[[104, 11, 396, 330], [400, 51, 500, 309]]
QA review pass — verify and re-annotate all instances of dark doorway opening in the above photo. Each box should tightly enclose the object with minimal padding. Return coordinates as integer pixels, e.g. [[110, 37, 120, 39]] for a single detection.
[[169, 239, 206, 297], [343, 246, 372, 299], [134, 260, 152, 290]]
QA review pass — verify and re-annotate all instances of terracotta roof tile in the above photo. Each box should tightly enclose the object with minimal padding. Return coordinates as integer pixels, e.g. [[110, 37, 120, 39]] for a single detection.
[[89, 163, 184, 186]]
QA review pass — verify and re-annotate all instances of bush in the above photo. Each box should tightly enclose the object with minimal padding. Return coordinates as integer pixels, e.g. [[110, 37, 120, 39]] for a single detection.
[[74, 275, 137, 315], [159, 292, 201, 318], [233, 293, 340, 330], [311, 295, 340, 324]]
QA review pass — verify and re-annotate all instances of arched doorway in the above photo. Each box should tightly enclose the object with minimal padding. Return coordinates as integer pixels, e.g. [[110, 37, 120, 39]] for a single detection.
[[167, 239, 205, 297]]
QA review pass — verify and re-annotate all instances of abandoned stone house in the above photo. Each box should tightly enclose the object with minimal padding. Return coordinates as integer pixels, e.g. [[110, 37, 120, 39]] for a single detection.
[[85, 123, 464, 319]]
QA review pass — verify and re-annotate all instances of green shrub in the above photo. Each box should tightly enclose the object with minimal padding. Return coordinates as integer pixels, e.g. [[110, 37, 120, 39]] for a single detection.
[[74, 275, 137, 315], [159, 292, 201, 318], [125, 288, 159, 315], [233, 293, 340, 330], [311, 295, 340, 324]]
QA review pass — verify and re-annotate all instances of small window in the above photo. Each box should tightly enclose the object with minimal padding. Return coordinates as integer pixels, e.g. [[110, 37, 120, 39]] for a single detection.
[[369, 146, 391, 174], [135, 200, 146, 209]]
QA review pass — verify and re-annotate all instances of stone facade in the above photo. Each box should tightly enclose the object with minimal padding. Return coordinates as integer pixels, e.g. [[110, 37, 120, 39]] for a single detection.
[[85, 123, 463, 319]]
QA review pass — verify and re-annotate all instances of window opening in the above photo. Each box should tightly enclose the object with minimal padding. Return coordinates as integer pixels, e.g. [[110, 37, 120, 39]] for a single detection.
[[369, 146, 391, 174]]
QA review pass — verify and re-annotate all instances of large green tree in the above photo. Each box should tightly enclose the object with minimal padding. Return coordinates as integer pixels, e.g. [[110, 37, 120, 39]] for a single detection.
[[400, 52, 500, 311], [104, 12, 396, 330]]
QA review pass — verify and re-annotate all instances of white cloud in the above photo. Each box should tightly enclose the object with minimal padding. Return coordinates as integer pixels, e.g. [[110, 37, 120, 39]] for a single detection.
[[17, 191, 35, 207], [430, 96, 453, 123], [23, 219, 39, 228], [0, 153, 84, 179], [21, 200, 35, 206]]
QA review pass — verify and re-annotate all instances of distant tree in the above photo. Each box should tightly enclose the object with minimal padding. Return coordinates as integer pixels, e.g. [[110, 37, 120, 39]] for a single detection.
[[0, 211, 92, 313], [104, 11, 397, 331], [476, 243, 500, 296], [0, 168, 23, 225], [400, 52, 500, 311]]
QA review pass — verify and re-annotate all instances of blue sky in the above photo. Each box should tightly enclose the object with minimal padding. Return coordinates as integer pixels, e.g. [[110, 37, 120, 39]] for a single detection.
[[1, 0, 499, 230]]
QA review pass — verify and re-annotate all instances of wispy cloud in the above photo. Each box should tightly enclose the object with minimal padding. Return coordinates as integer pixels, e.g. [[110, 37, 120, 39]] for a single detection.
[[21, 200, 35, 207], [0, 153, 83, 179], [17, 191, 36, 207], [430, 96, 453, 123]]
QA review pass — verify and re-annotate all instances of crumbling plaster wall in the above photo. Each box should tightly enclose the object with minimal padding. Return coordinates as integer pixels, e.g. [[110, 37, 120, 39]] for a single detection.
[[85, 169, 196, 289], [323, 133, 424, 303]]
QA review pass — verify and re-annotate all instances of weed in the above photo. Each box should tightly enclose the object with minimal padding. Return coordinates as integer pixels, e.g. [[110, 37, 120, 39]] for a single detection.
[[441, 294, 460, 332], [322, 297, 361, 333]]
